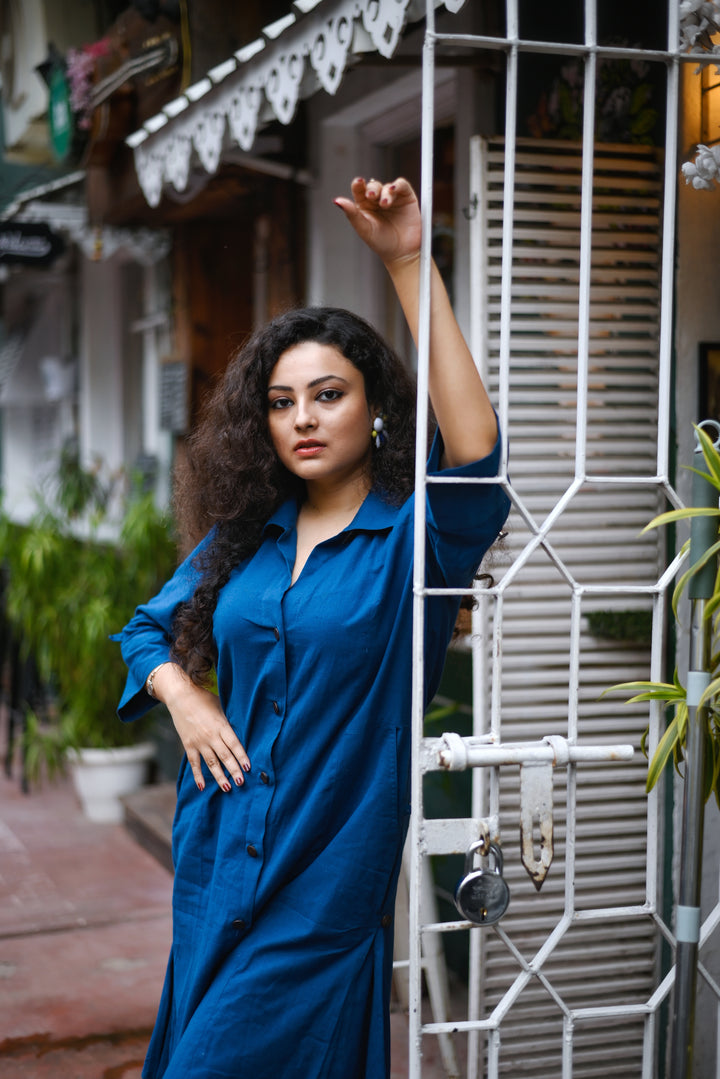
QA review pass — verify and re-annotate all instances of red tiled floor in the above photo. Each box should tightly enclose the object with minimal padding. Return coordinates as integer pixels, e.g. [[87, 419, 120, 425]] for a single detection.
[[0, 763, 173, 1078], [1, 1032, 147, 1079], [0, 917, 172, 1043], [0, 780, 172, 939]]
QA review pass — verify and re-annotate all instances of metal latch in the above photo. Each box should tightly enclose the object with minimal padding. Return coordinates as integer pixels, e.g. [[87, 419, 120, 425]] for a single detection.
[[424, 733, 634, 890]]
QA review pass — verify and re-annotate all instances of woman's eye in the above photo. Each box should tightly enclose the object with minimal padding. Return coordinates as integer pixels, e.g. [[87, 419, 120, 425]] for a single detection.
[[318, 389, 342, 402], [269, 397, 292, 410]]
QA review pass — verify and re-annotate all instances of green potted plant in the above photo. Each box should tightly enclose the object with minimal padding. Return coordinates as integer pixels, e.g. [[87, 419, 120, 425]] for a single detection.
[[607, 424, 720, 804], [0, 444, 177, 820]]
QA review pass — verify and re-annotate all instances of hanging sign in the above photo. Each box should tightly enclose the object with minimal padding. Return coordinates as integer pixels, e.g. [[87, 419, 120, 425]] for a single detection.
[[0, 222, 66, 266], [160, 359, 189, 432], [48, 66, 73, 161]]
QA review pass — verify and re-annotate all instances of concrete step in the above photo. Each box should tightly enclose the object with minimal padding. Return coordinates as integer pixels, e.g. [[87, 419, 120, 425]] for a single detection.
[[122, 782, 175, 874]]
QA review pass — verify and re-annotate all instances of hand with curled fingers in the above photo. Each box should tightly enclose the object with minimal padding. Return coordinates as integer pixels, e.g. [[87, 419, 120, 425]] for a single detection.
[[335, 173, 499, 467], [333, 177, 422, 267], [150, 662, 250, 792]]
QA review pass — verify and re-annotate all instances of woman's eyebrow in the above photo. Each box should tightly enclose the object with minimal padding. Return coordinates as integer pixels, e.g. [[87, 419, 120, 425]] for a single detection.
[[308, 374, 350, 388], [267, 374, 350, 392]]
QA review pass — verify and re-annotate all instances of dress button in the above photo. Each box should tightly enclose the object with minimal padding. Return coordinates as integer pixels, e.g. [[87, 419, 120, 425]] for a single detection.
[[272, 700, 280, 714], [381, 914, 392, 929], [247, 844, 259, 858], [273, 626, 280, 641], [259, 771, 270, 785], [231, 918, 246, 930]]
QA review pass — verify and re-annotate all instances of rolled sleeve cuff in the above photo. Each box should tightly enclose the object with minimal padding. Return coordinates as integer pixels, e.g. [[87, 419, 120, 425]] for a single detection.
[[114, 638, 174, 723], [426, 423, 508, 535]]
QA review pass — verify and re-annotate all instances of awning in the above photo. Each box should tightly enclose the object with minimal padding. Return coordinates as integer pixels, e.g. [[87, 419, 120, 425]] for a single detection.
[[0, 170, 85, 223], [1, 173, 170, 266], [125, 0, 467, 208]]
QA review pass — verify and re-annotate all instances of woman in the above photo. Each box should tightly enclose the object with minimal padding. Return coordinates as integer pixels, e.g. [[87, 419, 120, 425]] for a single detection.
[[115, 177, 510, 1078]]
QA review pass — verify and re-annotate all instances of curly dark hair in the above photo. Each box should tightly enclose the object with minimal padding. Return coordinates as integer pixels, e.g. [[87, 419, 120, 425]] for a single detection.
[[171, 306, 418, 685]]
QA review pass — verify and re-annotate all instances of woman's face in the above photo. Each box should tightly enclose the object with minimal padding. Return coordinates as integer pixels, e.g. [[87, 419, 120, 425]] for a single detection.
[[267, 341, 373, 491]]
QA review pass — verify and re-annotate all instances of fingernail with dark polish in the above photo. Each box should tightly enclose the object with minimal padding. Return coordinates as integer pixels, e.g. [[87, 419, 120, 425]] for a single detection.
[[234, 775, 244, 787], [222, 781, 231, 793]]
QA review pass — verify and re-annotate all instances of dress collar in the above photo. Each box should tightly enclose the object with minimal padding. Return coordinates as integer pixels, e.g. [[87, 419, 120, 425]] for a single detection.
[[263, 488, 401, 538]]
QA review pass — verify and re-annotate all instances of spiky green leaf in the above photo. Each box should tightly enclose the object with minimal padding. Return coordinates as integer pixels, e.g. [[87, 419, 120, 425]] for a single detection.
[[642, 506, 720, 533], [672, 539, 720, 618], [694, 423, 720, 488], [698, 675, 720, 712], [603, 679, 685, 704], [646, 713, 681, 792]]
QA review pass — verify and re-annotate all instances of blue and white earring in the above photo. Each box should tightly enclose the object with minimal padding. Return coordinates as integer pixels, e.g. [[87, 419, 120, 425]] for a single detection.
[[371, 415, 387, 449]]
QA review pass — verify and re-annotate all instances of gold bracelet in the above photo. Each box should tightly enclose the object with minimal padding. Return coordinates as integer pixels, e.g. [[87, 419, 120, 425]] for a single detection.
[[145, 663, 166, 699]]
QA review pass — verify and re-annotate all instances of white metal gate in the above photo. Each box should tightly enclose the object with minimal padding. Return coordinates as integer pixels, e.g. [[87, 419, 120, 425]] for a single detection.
[[406, 2, 719, 1076]]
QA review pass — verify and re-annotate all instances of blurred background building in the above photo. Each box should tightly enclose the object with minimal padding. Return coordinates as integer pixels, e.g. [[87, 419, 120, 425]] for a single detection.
[[0, 0, 715, 518]]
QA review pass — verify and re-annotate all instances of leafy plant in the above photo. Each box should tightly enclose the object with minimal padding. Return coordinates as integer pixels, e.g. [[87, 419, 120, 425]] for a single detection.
[[0, 447, 177, 778], [606, 425, 720, 805], [587, 609, 653, 644], [527, 48, 659, 145]]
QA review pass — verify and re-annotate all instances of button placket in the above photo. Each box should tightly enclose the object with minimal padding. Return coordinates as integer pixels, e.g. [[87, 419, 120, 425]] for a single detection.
[[243, 597, 285, 924]]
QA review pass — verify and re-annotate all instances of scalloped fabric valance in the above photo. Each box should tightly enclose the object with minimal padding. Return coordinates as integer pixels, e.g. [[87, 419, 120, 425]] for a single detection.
[[128, 0, 467, 207]]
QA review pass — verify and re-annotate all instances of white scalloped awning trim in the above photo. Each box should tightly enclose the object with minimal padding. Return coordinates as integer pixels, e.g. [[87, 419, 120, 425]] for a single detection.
[[129, 0, 467, 207]]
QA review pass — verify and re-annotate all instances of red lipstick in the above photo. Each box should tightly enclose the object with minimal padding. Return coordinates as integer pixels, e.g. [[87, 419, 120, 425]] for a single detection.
[[294, 440, 325, 457]]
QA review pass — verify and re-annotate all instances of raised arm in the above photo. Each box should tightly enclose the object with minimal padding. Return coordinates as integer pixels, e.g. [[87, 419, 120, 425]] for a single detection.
[[334, 176, 498, 468]]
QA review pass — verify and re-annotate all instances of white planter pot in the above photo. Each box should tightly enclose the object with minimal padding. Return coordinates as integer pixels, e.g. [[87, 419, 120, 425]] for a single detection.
[[67, 742, 156, 823]]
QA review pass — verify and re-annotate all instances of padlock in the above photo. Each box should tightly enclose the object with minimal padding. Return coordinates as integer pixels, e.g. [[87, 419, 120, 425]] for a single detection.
[[454, 841, 510, 926]]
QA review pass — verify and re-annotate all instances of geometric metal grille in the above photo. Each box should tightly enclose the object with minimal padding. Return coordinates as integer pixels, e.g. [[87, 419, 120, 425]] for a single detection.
[[469, 134, 663, 1077], [408, 3, 720, 1077]]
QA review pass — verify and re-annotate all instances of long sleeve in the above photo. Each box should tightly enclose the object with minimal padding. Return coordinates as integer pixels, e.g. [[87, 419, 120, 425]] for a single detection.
[[425, 423, 510, 590], [112, 538, 208, 722]]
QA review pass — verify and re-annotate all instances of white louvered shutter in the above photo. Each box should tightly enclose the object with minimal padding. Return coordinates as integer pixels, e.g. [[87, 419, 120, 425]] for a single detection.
[[464, 136, 664, 1076]]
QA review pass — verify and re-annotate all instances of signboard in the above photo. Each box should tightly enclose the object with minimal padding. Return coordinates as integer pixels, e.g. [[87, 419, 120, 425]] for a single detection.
[[0, 222, 66, 267], [48, 66, 73, 162], [160, 360, 189, 432]]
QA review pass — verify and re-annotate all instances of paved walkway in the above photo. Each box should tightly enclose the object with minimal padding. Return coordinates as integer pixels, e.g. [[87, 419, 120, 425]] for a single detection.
[[0, 756, 459, 1078], [0, 763, 173, 1079]]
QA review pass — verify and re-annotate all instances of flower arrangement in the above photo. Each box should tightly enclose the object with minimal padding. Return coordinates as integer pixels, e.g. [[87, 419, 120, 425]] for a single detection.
[[65, 39, 111, 130], [681, 1, 720, 189], [527, 48, 658, 145], [680, 0, 720, 62], [682, 143, 720, 188]]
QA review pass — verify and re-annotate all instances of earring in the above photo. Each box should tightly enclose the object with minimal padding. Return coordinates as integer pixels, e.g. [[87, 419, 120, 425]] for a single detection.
[[371, 415, 387, 448]]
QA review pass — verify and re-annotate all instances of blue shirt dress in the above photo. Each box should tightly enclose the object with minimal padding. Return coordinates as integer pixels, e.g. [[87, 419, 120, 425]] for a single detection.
[[115, 432, 510, 1079]]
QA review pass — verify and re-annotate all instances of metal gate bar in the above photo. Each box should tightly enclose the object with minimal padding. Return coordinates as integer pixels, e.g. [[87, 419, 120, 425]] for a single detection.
[[407, 3, 439, 1075]]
